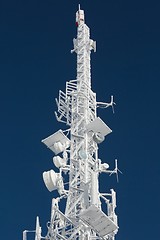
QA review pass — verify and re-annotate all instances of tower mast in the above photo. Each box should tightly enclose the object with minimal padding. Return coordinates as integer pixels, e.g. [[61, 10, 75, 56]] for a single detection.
[[23, 6, 119, 240]]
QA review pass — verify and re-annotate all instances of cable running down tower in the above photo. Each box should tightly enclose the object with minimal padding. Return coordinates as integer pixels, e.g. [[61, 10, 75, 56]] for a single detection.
[[23, 5, 119, 240]]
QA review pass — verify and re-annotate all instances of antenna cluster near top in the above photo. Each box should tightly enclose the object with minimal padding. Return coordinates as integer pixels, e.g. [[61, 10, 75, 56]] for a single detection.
[[22, 5, 121, 240]]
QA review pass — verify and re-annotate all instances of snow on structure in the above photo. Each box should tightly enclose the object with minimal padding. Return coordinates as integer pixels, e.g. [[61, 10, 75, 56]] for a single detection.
[[23, 5, 120, 240]]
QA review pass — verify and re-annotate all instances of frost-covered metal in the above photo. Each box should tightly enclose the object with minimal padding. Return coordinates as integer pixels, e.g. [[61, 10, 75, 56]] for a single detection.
[[23, 5, 119, 240]]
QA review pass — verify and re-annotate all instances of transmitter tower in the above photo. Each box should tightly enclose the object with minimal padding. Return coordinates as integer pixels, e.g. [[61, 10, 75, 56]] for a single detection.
[[23, 6, 119, 240]]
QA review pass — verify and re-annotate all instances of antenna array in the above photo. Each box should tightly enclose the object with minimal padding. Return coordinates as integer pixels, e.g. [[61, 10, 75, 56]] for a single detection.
[[23, 6, 120, 240]]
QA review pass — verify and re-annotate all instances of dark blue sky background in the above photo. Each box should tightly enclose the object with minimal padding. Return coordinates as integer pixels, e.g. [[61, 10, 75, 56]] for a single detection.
[[0, 0, 160, 239]]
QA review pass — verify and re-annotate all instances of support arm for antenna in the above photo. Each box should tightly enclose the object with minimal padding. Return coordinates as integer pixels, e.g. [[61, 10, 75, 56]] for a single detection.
[[97, 95, 116, 113]]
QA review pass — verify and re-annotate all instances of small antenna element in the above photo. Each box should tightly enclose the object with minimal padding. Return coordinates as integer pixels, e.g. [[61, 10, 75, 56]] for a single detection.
[[23, 6, 120, 240]]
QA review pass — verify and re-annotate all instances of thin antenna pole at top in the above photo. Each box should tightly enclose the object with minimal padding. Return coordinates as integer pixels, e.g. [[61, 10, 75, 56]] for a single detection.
[[78, 4, 81, 10]]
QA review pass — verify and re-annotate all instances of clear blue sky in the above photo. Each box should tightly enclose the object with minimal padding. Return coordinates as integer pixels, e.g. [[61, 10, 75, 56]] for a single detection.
[[0, 0, 160, 239]]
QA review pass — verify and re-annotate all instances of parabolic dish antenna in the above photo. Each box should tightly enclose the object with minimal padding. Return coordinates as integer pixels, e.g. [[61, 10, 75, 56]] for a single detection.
[[43, 170, 58, 192], [79, 150, 87, 159]]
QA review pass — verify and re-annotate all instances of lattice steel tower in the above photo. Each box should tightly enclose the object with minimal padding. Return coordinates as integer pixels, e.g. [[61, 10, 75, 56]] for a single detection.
[[23, 5, 120, 240]]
